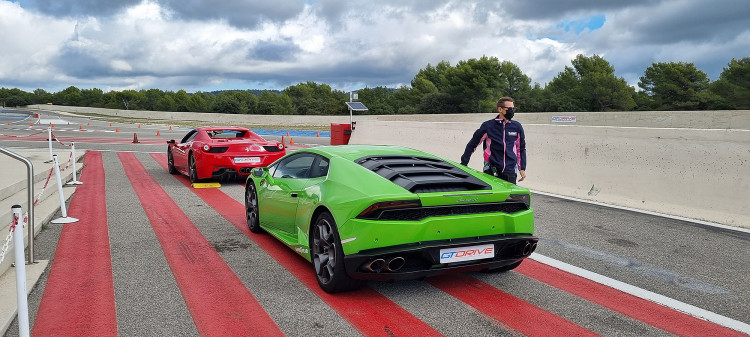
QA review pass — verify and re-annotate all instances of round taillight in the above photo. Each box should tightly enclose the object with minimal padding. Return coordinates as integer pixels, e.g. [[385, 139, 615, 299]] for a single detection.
[[203, 144, 210, 151], [277, 143, 284, 150]]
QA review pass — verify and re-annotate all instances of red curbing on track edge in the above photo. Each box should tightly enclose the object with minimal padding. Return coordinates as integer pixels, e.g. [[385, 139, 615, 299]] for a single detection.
[[119, 152, 284, 337], [33, 151, 118, 337], [150, 152, 444, 337]]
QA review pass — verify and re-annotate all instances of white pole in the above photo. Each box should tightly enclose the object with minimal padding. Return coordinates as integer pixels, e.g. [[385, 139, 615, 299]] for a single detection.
[[47, 126, 53, 161], [11, 205, 30, 337], [67, 142, 83, 185], [50, 155, 78, 224]]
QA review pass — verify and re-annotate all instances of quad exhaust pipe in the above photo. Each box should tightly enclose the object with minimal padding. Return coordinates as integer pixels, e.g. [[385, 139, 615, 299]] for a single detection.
[[363, 258, 386, 272], [522, 241, 538, 256], [362, 256, 406, 273], [385, 257, 405, 272]]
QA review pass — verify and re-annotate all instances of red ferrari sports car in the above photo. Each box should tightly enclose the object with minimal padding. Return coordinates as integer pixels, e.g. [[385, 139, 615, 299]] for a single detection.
[[167, 126, 286, 182]]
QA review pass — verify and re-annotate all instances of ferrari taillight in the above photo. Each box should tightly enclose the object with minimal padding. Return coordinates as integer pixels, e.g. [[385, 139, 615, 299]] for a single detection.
[[202, 144, 211, 151], [277, 143, 284, 150], [357, 200, 422, 220]]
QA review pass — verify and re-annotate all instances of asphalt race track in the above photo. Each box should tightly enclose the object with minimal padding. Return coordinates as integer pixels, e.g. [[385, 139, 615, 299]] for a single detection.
[[1, 109, 749, 336]]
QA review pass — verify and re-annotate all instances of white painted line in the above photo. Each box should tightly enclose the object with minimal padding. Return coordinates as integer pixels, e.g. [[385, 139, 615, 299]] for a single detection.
[[530, 190, 750, 234], [530, 253, 750, 334]]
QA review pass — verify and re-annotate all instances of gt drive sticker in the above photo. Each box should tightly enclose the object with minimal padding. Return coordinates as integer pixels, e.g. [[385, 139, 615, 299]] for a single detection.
[[439, 244, 494, 263]]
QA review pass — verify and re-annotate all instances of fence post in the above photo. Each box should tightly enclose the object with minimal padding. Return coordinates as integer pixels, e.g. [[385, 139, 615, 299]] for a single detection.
[[46, 126, 53, 163], [50, 155, 78, 224], [66, 142, 83, 186], [12, 205, 30, 337]]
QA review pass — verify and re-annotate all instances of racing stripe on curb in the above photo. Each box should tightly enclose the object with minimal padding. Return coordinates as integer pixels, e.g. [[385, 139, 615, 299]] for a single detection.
[[428, 274, 600, 337], [150, 153, 444, 337], [33, 151, 118, 336], [516, 258, 749, 337], [118, 152, 284, 337]]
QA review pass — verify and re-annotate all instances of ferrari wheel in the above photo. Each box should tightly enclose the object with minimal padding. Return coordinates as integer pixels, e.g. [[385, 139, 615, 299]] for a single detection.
[[188, 153, 199, 183], [312, 212, 364, 293], [245, 182, 263, 233], [167, 149, 178, 174]]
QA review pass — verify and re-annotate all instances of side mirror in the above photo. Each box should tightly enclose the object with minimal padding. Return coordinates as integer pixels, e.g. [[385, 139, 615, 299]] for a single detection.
[[167, 139, 176, 144], [253, 167, 264, 177]]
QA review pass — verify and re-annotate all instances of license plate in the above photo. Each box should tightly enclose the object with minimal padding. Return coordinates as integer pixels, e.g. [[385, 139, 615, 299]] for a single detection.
[[439, 244, 495, 263], [234, 157, 261, 164]]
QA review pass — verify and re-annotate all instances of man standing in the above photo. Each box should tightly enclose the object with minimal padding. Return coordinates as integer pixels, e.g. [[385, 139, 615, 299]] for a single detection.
[[460, 97, 526, 184]]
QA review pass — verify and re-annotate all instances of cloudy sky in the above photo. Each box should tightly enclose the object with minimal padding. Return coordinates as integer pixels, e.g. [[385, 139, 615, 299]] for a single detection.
[[1, 0, 748, 93]]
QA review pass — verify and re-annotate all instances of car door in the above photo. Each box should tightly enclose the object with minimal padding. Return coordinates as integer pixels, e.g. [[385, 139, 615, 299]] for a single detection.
[[173, 130, 198, 170], [259, 153, 317, 234]]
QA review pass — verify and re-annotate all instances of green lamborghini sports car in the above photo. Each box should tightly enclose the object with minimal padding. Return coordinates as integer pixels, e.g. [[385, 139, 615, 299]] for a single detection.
[[244, 145, 536, 293]]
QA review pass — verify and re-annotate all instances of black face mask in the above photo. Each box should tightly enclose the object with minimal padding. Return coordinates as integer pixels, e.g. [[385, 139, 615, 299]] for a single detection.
[[504, 108, 515, 120]]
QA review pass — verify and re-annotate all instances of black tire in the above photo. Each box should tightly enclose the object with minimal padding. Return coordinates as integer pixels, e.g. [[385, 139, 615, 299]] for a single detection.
[[167, 149, 178, 174], [481, 260, 523, 273], [311, 212, 365, 293], [188, 153, 199, 183], [245, 181, 263, 233]]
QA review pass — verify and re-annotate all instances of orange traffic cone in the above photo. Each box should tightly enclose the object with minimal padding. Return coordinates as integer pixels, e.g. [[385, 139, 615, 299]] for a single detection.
[[286, 131, 290, 137], [157, 130, 160, 136], [30, 123, 33, 126], [79, 125, 83, 130], [51, 124, 54, 128], [132, 133, 140, 143], [169, 125, 172, 130], [289, 137, 294, 145], [138, 124, 141, 128], [316, 132, 320, 137], [281, 135, 285, 144], [87, 122, 90, 126], [109, 123, 112, 127], [116, 127, 119, 132], [67, 122, 70, 125]]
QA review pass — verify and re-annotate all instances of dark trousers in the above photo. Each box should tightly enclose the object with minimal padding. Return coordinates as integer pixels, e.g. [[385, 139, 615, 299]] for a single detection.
[[484, 166, 517, 184]]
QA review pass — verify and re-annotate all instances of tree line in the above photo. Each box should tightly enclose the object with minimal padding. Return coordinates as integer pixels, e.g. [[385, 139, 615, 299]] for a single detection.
[[1, 55, 748, 114]]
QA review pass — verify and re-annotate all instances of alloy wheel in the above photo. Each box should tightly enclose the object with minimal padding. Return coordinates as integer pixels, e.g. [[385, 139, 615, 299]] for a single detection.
[[313, 218, 336, 284]]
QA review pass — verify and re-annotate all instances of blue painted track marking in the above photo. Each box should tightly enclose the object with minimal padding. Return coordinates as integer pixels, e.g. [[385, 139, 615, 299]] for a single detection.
[[252, 129, 330, 137]]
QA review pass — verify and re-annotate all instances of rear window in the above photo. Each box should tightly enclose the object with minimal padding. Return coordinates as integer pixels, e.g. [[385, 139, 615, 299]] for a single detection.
[[208, 130, 246, 139]]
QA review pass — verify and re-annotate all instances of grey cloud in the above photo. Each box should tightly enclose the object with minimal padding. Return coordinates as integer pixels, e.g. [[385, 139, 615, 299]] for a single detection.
[[313, 0, 457, 27], [248, 39, 301, 62], [52, 44, 112, 78], [20, 0, 142, 17], [214, 53, 415, 90], [18, 0, 307, 27], [502, 0, 656, 19], [157, 0, 306, 28], [611, 0, 750, 44]]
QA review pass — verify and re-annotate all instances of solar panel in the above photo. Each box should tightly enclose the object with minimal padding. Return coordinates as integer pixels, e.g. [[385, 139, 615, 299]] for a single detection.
[[346, 102, 368, 111]]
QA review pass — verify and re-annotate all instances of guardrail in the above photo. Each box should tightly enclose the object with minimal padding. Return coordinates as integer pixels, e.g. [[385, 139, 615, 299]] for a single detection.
[[0, 148, 35, 262]]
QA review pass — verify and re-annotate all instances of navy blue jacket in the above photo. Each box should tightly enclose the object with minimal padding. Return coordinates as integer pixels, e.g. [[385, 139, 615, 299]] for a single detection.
[[461, 118, 526, 174]]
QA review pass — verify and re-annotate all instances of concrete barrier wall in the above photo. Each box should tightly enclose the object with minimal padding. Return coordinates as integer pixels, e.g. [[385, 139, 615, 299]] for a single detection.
[[348, 120, 750, 228], [30, 105, 750, 227], [30, 105, 750, 129]]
